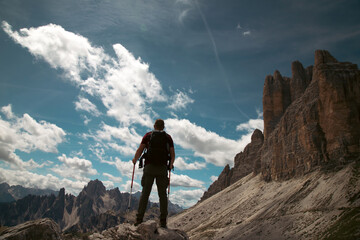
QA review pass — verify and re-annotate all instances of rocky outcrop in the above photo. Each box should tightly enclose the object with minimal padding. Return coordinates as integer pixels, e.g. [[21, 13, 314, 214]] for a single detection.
[[231, 129, 264, 181], [89, 220, 188, 240], [200, 129, 264, 201], [200, 164, 232, 201], [201, 49, 360, 201], [0, 218, 61, 240], [261, 50, 360, 181]]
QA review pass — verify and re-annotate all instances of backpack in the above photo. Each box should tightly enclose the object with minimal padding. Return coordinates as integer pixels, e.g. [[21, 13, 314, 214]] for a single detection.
[[147, 131, 170, 165]]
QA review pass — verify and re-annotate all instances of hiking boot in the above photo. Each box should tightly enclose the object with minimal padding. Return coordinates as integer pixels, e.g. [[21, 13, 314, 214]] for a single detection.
[[134, 219, 143, 226], [160, 219, 167, 228]]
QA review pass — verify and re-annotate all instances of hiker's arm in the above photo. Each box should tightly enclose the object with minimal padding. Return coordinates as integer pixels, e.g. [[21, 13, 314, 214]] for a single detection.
[[169, 147, 175, 169], [132, 144, 146, 165]]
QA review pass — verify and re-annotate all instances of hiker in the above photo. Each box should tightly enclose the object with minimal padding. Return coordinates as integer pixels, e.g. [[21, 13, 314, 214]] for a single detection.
[[132, 119, 175, 228]]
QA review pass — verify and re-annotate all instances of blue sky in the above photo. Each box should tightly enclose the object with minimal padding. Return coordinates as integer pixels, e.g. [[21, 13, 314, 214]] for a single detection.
[[0, 0, 360, 208]]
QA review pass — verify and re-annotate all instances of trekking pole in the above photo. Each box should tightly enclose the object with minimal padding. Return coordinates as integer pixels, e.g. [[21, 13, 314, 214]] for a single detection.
[[127, 162, 136, 211], [167, 169, 171, 206]]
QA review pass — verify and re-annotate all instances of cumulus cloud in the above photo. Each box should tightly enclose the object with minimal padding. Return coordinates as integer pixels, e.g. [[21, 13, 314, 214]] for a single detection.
[[2, 21, 167, 127], [1, 105, 14, 119], [166, 118, 242, 166], [168, 90, 194, 111], [174, 157, 206, 170], [170, 189, 204, 208], [121, 180, 141, 193], [103, 172, 122, 183], [51, 154, 97, 181], [166, 116, 263, 167], [75, 97, 101, 117], [171, 173, 205, 188], [236, 118, 264, 133], [0, 168, 86, 195], [0, 105, 66, 169]]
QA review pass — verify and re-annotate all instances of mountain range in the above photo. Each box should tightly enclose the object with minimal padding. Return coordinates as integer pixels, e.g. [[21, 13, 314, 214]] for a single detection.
[[0, 179, 182, 233], [0, 182, 58, 203]]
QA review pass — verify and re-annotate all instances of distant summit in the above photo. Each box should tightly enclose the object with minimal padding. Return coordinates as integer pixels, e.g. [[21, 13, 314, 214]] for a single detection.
[[0, 179, 183, 233], [0, 182, 58, 203]]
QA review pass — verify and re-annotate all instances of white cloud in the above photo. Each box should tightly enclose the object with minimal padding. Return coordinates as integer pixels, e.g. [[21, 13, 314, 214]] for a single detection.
[[171, 173, 205, 188], [166, 118, 242, 166], [174, 157, 206, 170], [121, 180, 141, 193], [0, 105, 66, 169], [103, 172, 122, 183], [236, 118, 264, 133], [169, 189, 204, 208], [210, 175, 218, 182], [51, 154, 97, 181], [1, 21, 107, 84], [75, 97, 101, 117], [1, 105, 14, 119], [102, 180, 115, 189], [168, 90, 194, 111], [166, 116, 263, 167], [0, 168, 86, 195], [243, 31, 251, 36], [2, 21, 168, 127]]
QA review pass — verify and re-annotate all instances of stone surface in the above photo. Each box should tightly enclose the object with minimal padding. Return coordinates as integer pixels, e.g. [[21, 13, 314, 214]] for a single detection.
[[261, 50, 360, 181], [169, 163, 360, 240], [0, 218, 61, 240], [200, 129, 264, 201], [200, 164, 231, 201], [89, 220, 188, 240], [201, 49, 360, 201]]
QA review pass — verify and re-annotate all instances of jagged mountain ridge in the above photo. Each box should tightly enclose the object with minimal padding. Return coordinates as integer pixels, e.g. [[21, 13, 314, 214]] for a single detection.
[[0, 179, 182, 233], [201, 50, 360, 201], [0, 182, 58, 203]]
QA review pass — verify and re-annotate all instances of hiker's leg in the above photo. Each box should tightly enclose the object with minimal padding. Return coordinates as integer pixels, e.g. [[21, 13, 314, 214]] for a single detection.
[[155, 165, 168, 225], [137, 165, 155, 222]]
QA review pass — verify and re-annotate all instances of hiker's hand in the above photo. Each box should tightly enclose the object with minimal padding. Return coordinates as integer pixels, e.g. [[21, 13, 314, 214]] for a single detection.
[[132, 158, 137, 165], [169, 163, 174, 170]]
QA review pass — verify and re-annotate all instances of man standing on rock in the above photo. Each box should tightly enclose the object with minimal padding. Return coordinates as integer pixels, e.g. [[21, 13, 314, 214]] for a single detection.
[[132, 119, 175, 228]]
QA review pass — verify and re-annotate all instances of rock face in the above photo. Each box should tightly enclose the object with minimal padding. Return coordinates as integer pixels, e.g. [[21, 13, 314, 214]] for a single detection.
[[0, 218, 61, 240], [89, 220, 188, 240], [0, 179, 183, 233], [200, 49, 360, 200], [261, 50, 360, 181], [200, 130, 264, 201]]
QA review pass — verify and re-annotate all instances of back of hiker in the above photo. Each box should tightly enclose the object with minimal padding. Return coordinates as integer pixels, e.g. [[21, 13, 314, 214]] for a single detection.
[[132, 119, 175, 228]]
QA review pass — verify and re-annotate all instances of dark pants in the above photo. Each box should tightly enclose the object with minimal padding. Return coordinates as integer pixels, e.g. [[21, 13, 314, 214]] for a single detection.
[[136, 164, 168, 222]]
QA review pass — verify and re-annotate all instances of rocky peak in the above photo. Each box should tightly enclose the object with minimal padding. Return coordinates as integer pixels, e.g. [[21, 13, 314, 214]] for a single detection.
[[261, 50, 360, 181], [81, 179, 106, 198], [290, 60, 311, 101], [251, 129, 264, 142], [263, 71, 291, 138], [315, 49, 338, 66]]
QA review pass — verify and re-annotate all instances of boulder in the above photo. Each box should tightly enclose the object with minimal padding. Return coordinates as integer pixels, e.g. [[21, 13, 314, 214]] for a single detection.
[[0, 218, 61, 240], [88, 220, 188, 240]]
